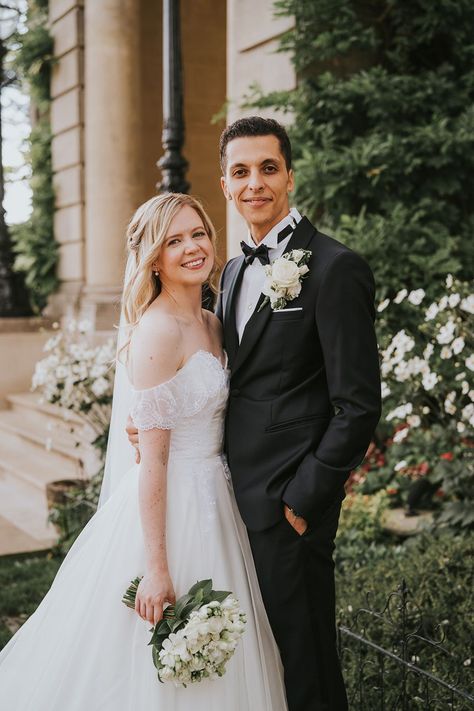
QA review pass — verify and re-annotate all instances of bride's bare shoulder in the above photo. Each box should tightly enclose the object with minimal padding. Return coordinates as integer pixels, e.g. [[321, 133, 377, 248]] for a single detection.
[[130, 306, 183, 389]]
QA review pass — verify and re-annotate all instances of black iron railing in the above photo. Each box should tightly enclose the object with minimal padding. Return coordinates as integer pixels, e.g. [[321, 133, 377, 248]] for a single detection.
[[338, 580, 473, 710]]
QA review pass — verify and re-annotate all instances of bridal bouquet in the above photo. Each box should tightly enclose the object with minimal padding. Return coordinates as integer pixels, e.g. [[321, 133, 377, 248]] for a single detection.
[[122, 578, 246, 686]]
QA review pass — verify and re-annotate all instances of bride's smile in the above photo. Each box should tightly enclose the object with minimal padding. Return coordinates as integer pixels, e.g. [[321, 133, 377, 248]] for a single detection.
[[154, 204, 214, 288]]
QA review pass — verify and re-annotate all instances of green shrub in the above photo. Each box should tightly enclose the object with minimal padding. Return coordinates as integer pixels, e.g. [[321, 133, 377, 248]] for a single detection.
[[336, 527, 474, 700], [247, 0, 474, 327], [0, 554, 62, 650], [11, 0, 57, 313]]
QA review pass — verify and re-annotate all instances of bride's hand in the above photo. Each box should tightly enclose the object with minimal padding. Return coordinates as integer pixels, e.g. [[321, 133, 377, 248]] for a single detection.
[[135, 571, 176, 626], [125, 415, 140, 463]]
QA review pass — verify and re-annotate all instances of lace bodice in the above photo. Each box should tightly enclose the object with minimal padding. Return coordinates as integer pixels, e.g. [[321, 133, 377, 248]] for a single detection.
[[130, 350, 229, 459]]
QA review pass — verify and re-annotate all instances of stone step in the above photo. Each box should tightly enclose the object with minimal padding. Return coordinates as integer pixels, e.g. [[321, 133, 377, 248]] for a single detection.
[[0, 391, 102, 555], [7, 392, 84, 426], [0, 513, 53, 556], [0, 410, 97, 475], [0, 435, 85, 489], [0, 468, 57, 544]]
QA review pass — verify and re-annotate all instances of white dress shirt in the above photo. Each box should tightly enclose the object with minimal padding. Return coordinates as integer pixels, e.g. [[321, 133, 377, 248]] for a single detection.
[[236, 207, 302, 341]]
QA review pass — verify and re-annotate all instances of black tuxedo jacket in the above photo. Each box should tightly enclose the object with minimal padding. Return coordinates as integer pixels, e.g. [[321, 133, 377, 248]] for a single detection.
[[215, 217, 381, 532]]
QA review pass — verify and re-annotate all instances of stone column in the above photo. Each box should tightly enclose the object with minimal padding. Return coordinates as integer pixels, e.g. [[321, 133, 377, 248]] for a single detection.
[[82, 0, 144, 329], [226, 0, 295, 257]]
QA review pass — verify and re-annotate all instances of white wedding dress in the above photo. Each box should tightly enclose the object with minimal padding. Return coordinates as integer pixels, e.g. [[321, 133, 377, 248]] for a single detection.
[[0, 350, 287, 710]]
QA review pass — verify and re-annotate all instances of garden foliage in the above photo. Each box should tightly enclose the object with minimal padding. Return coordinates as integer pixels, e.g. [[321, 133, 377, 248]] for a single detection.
[[10, 0, 57, 312], [247, 0, 474, 317]]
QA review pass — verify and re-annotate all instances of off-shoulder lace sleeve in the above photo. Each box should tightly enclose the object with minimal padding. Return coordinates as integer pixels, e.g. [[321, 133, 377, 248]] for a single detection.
[[130, 379, 183, 430], [130, 351, 228, 431]]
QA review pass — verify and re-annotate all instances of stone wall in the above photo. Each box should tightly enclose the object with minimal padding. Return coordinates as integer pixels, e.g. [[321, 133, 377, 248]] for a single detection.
[[226, 0, 295, 256]]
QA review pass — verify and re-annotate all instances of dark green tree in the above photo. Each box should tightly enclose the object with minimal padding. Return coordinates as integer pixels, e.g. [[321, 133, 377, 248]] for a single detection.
[[10, 0, 56, 313], [247, 0, 474, 310]]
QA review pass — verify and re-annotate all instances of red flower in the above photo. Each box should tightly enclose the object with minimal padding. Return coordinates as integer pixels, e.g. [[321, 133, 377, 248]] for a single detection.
[[419, 462, 430, 475], [435, 489, 445, 498], [440, 452, 454, 461], [386, 487, 398, 495]]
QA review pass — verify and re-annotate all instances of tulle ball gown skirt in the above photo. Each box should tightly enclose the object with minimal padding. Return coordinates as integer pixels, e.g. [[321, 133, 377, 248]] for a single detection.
[[0, 455, 287, 710]]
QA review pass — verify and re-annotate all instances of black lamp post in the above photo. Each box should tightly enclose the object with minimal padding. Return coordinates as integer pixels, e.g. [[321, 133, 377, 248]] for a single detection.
[[158, 0, 189, 194]]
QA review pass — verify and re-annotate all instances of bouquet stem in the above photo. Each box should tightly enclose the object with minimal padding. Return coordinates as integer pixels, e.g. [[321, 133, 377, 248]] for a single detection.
[[122, 576, 175, 619]]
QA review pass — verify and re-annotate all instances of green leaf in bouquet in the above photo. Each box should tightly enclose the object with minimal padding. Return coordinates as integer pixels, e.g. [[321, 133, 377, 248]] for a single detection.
[[173, 593, 193, 619], [202, 579, 213, 597], [210, 590, 232, 603], [121, 576, 143, 609], [187, 579, 212, 597], [180, 600, 202, 619]]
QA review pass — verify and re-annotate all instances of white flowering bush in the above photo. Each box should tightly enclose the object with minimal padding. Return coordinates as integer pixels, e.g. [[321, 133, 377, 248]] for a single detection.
[[356, 277, 474, 528], [123, 578, 246, 686], [32, 320, 116, 548], [32, 320, 115, 442]]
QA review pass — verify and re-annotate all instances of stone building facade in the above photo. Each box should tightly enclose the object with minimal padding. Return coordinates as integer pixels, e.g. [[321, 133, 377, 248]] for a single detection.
[[49, 0, 295, 328], [0, 0, 295, 554]]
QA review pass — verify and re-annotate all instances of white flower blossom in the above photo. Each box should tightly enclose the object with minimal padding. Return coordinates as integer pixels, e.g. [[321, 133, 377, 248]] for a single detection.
[[394, 288, 408, 304], [408, 288, 425, 305], [460, 295, 474, 314], [461, 403, 474, 426], [438, 295, 449, 311], [393, 427, 409, 443], [423, 343, 434, 360], [386, 402, 413, 421], [446, 274, 454, 288], [444, 392, 457, 415], [465, 354, 474, 372], [407, 414, 421, 428], [448, 293, 460, 308], [457, 421, 466, 433], [377, 298, 390, 313], [436, 319, 456, 345], [381, 381, 391, 399], [451, 337, 465, 355], [440, 346, 452, 360], [394, 460, 407, 472], [422, 371, 439, 391], [424, 303, 439, 321]]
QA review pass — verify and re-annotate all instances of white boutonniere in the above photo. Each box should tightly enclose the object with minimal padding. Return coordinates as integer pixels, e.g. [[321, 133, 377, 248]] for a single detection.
[[258, 249, 312, 311]]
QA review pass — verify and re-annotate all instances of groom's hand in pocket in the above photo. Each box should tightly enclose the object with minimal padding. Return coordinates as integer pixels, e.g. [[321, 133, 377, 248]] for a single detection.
[[126, 415, 141, 463], [284, 504, 308, 535]]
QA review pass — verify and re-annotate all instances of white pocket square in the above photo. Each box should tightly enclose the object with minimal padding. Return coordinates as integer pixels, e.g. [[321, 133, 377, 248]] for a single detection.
[[275, 307, 303, 312]]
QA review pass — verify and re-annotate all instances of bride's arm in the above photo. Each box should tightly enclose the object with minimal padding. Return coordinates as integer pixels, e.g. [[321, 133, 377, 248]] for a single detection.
[[131, 314, 182, 625], [136, 427, 175, 625]]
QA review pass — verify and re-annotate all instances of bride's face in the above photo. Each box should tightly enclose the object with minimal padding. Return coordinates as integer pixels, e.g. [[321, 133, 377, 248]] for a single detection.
[[154, 205, 214, 289]]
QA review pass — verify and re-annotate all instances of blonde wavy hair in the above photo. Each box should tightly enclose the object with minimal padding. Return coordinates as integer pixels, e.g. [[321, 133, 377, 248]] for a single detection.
[[121, 193, 219, 352]]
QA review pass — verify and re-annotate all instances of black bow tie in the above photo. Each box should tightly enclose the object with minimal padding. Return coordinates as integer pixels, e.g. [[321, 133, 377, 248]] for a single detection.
[[240, 222, 296, 266], [240, 242, 270, 266]]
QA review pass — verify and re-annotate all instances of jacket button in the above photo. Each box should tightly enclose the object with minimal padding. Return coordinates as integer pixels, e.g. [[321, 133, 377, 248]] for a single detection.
[[231, 388, 240, 397]]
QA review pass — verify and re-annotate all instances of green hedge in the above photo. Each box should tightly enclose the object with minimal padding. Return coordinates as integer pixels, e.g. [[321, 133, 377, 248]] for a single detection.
[[246, 0, 474, 325]]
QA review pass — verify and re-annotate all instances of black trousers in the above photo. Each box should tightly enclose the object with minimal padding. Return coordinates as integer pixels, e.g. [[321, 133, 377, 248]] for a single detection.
[[248, 496, 348, 711]]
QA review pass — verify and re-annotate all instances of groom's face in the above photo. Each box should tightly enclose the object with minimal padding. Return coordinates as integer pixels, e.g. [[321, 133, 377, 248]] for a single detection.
[[221, 134, 294, 242]]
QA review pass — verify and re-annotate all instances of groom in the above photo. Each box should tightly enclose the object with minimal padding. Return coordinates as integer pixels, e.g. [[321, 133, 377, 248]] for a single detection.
[[216, 116, 381, 710]]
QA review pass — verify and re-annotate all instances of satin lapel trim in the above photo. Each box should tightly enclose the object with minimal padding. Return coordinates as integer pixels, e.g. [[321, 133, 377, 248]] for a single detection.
[[223, 256, 246, 369], [231, 217, 316, 378]]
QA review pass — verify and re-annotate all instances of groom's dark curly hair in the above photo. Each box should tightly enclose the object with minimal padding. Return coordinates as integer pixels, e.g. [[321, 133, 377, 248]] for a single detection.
[[219, 116, 292, 174]]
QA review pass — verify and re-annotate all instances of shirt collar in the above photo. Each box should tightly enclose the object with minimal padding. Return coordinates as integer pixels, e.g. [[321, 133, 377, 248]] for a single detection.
[[245, 207, 302, 249]]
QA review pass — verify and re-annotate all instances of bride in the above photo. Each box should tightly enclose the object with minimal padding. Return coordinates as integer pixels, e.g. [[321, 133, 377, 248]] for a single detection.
[[0, 193, 287, 710]]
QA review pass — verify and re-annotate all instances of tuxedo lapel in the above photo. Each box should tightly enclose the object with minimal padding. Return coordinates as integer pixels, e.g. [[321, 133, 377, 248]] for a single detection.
[[223, 256, 246, 369], [231, 217, 316, 379]]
